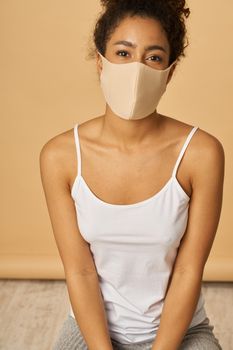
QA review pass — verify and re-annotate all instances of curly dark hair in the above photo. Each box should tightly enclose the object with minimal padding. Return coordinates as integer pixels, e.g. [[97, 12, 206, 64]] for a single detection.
[[87, 0, 190, 66]]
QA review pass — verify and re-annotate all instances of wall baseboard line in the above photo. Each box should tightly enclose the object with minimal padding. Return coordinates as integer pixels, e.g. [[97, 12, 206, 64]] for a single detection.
[[0, 255, 232, 281]]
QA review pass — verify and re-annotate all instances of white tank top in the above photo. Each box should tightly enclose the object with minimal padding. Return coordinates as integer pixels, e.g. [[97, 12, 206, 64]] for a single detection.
[[69, 123, 207, 344]]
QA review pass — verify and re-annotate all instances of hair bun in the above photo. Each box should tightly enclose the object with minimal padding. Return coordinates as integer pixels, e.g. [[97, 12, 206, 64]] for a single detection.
[[101, 0, 190, 18], [167, 0, 190, 18]]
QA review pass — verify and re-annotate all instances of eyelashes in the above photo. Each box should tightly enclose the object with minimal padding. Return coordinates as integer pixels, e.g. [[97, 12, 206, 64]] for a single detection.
[[115, 50, 163, 62]]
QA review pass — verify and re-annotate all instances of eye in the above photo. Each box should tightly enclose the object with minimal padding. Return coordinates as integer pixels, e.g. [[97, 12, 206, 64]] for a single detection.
[[148, 55, 163, 63], [116, 50, 129, 57]]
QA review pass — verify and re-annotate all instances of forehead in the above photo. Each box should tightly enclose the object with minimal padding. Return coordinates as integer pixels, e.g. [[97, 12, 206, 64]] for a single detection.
[[108, 15, 169, 50]]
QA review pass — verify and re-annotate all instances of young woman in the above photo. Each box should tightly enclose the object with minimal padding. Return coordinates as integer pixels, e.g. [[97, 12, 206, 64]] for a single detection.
[[40, 1, 224, 349]]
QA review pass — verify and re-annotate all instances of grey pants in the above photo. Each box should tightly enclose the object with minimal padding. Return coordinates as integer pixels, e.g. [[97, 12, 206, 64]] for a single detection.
[[52, 315, 222, 350]]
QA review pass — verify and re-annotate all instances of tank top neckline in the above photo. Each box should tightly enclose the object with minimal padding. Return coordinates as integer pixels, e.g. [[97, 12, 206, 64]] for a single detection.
[[72, 123, 199, 208]]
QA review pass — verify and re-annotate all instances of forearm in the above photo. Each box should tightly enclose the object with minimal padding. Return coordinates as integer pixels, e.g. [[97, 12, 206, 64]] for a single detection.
[[152, 270, 203, 350], [66, 272, 113, 350]]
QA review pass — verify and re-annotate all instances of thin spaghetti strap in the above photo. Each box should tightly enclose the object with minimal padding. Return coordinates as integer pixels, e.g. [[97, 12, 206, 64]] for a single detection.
[[172, 126, 199, 178], [73, 123, 81, 178]]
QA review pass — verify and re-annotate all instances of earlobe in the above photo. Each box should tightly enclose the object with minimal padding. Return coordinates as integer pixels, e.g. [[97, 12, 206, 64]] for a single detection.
[[96, 52, 103, 75]]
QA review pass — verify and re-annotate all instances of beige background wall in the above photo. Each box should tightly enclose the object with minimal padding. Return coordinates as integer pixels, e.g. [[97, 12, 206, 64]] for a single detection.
[[1, 1, 232, 280]]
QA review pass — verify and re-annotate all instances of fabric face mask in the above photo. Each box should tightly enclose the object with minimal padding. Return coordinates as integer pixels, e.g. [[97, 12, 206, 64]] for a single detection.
[[98, 51, 177, 120]]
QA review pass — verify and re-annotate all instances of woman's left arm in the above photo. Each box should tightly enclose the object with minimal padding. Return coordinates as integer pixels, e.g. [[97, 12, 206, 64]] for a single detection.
[[152, 133, 225, 350]]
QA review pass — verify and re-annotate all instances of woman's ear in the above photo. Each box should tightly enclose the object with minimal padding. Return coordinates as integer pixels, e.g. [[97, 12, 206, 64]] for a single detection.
[[96, 51, 103, 76]]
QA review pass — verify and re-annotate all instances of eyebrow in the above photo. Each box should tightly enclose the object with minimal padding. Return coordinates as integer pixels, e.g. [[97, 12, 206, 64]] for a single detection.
[[113, 40, 167, 53]]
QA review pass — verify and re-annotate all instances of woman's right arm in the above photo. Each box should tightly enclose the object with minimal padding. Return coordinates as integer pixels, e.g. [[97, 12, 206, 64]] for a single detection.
[[39, 136, 113, 350]]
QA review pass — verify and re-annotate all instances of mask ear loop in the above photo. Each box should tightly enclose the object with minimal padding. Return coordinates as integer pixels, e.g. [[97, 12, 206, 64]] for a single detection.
[[165, 60, 177, 85], [165, 59, 178, 72], [97, 51, 106, 62]]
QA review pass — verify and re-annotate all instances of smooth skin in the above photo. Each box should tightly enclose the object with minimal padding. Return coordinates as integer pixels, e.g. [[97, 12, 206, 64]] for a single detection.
[[40, 15, 225, 350]]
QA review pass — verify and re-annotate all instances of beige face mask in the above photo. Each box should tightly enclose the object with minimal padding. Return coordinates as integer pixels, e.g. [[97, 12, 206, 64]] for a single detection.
[[98, 51, 177, 120]]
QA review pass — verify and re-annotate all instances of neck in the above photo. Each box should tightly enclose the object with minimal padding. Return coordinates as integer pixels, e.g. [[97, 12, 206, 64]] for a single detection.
[[100, 106, 163, 151]]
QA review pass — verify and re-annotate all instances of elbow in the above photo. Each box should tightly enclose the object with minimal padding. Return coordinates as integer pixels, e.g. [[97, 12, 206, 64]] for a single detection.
[[65, 269, 98, 281], [172, 266, 204, 282]]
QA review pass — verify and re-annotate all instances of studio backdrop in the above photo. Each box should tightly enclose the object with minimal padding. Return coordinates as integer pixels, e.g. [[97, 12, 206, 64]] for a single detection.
[[1, 0, 232, 280]]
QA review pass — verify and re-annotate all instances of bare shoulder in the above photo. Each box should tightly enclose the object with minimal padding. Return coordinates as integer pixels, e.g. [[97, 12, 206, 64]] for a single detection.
[[40, 127, 73, 153], [39, 117, 103, 183], [193, 127, 225, 159], [162, 115, 225, 187], [164, 114, 225, 158], [39, 126, 75, 183], [190, 126, 225, 186]]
